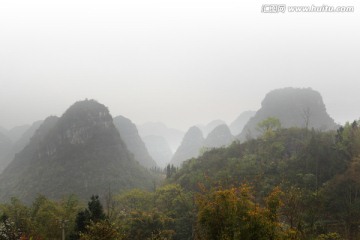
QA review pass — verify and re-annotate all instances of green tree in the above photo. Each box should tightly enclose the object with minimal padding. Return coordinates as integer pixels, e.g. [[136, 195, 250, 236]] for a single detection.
[[1, 195, 79, 240], [123, 210, 174, 240], [115, 189, 154, 214], [316, 232, 343, 240], [79, 220, 122, 240], [257, 117, 281, 139], [72, 195, 106, 239], [335, 121, 360, 160], [322, 157, 360, 239], [154, 184, 194, 240], [195, 184, 285, 240], [0, 197, 31, 238], [30, 195, 62, 239]]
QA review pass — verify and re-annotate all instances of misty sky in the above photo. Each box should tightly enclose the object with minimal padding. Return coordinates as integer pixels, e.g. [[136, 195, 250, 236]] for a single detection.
[[1, 0, 359, 131]]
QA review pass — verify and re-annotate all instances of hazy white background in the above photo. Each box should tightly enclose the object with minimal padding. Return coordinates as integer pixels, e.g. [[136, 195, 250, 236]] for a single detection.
[[1, 0, 359, 131]]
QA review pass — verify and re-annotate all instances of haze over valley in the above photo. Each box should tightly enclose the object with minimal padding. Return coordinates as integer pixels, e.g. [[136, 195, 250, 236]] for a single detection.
[[0, 0, 359, 239]]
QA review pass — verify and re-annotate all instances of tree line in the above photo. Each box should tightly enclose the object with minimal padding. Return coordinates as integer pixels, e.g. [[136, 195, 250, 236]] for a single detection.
[[1, 118, 360, 239]]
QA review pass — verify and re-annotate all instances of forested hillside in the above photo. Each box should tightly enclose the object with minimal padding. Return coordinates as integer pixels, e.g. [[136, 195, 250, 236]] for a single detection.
[[1, 119, 360, 239], [0, 100, 155, 203]]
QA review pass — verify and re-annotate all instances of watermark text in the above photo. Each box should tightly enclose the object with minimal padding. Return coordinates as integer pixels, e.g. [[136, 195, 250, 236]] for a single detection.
[[261, 4, 354, 13]]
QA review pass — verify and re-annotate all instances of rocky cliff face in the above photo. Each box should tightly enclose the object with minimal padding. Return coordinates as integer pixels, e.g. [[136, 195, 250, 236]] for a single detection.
[[0, 100, 153, 203], [238, 88, 338, 141], [113, 115, 158, 169]]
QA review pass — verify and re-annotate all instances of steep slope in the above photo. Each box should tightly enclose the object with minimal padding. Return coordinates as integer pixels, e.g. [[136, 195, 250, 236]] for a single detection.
[[113, 115, 158, 169], [203, 124, 234, 148], [10, 120, 43, 156], [0, 100, 153, 203], [197, 119, 226, 137], [143, 135, 173, 168], [0, 116, 59, 198], [0, 133, 12, 172], [238, 88, 338, 141], [0, 126, 7, 136], [137, 122, 184, 152], [0, 120, 43, 173], [170, 126, 204, 167], [7, 125, 30, 142], [229, 111, 256, 135]]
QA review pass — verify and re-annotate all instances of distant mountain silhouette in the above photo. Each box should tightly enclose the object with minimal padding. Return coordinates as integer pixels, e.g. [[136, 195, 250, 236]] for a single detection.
[[7, 125, 30, 142], [0, 120, 43, 173], [170, 126, 204, 167], [143, 135, 173, 168], [204, 124, 234, 148], [0, 126, 7, 136], [229, 111, 256, 135], [238, 88, 338, 141], [0, 100, 153, 203], [0, 132, 12, 172], [11, 121, 43, 155], [113, 115, 158, 169], [197, 119, 226, 137], [137, 122, 184, 152]]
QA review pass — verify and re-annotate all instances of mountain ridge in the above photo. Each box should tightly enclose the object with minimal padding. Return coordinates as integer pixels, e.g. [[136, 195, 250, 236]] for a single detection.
[[0, 100, 154, 203], [113, 115, 158, 169]]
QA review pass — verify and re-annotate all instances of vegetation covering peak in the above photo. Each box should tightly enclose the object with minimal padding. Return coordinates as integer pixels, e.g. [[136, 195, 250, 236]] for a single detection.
[[0, 100, 155, 204]]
